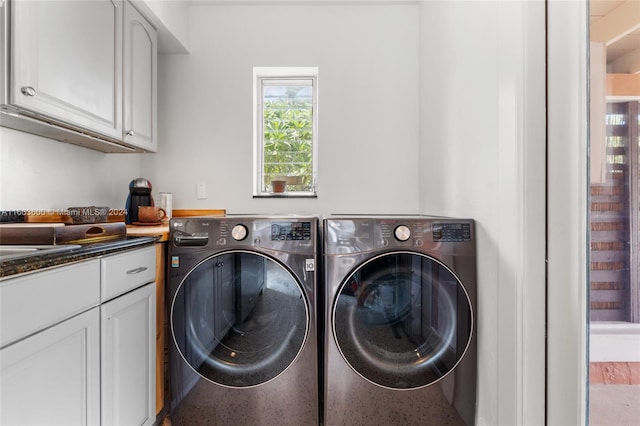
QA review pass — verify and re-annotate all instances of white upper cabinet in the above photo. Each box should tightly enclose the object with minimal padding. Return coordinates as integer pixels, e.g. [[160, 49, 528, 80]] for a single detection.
[[9, 0, 123, 141], [123, 1, 157, 152], [1, 0, 158, 153]]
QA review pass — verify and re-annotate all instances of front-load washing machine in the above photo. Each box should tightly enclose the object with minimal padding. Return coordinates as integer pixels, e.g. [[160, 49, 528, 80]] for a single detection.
[[168, 216, 319, 425], [323, 216, 477, 425]]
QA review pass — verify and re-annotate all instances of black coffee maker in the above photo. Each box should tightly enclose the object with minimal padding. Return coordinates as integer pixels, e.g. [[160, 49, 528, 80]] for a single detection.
[[125, 178, 153, 224]]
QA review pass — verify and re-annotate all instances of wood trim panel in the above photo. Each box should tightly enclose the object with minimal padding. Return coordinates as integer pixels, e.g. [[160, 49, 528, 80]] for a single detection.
[[172, 209, 226, 217], [607, 74, 640, 97], [155, 242, 165, 415]]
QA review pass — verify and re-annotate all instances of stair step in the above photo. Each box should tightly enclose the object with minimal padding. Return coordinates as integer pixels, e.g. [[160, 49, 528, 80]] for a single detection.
[[590, 241, 626, 251], [591, 221, 626, 231], [591, 281, 626, 291], [591, 202, 626, 212], [591, 301, 625, 310], [591, 261, 626, 271]]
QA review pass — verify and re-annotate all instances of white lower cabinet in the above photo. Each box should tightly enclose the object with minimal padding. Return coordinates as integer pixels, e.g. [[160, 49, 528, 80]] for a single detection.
[[0, 245, 156, 425], [101, 283, 156, 426], [0, 308, 101, 426]]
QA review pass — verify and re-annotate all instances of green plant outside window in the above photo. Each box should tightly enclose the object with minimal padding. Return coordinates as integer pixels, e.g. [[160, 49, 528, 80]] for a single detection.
[[262, 83, 314, 192]]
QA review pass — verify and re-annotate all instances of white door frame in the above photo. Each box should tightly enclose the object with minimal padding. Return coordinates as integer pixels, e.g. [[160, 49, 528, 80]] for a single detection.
[[547, 0, 590, 424]]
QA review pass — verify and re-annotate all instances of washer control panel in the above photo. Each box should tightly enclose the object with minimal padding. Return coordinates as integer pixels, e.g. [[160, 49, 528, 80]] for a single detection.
[[433, 223, 472, 242], [271, 221, 312, 241], [171, 217, 316, 253]]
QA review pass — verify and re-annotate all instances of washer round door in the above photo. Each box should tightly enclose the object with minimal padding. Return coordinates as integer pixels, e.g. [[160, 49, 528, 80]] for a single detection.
[[171, 251, 309, 388], [333, 251, 473, 389]]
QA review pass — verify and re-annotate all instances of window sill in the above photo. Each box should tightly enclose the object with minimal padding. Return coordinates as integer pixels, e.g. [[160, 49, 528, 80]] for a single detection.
[[253, 192, 317, 199]]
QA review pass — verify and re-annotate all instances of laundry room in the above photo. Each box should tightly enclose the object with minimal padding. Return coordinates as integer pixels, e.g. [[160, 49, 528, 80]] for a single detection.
[[0, 0, 596, 425]]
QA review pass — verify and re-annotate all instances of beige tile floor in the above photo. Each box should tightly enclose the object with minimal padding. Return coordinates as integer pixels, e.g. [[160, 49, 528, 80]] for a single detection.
[[589, 385, 640, 425]]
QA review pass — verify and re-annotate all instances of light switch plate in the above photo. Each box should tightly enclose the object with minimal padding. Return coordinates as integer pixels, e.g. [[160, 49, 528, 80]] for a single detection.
[[196, 182, 207, 199]]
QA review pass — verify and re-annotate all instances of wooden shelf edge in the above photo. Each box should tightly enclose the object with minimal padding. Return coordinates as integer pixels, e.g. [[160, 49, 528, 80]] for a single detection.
[[172, 209, 226, 217], [607, 73, 640, 98]]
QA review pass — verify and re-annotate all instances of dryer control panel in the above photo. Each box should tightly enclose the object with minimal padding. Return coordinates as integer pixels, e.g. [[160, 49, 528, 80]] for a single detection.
[[325, 216, 475, 254]]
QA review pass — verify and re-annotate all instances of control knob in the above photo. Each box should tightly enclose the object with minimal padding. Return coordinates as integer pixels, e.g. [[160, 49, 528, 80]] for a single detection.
[[394, 225, 411, 242], [231, 224, 248, 241]]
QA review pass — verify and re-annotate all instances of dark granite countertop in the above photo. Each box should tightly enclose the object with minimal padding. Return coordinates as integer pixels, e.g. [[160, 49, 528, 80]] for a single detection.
[[0, 236, 158, 279]]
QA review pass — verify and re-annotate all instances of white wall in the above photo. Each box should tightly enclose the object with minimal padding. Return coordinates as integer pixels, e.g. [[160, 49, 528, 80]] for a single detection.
[[143, 3, 420, 216], [419, 1, 546, 425], [0, 127, 145, 211]]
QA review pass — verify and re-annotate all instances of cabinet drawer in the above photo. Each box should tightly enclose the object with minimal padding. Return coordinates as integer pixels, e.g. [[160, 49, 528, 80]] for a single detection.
[[0, 260, 100, 348], [101, 245, 155, 302]]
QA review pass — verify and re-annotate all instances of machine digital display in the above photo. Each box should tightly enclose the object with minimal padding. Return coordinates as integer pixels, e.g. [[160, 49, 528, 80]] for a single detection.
[[271, 222, 312, 241], [433, 223, 472, 242]]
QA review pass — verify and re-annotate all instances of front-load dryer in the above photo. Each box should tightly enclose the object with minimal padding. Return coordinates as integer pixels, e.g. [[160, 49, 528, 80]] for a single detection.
[[168, 216, 319, 425], [323, 216, 477, 425]]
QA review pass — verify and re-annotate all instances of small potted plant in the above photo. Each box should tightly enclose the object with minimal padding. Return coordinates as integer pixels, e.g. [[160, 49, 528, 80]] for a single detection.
[[271, 177, 287, 193]]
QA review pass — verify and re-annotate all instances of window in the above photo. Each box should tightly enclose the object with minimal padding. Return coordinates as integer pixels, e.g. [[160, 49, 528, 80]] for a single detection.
[[253, 67, 318, 196], [589, 101, 640, 322]]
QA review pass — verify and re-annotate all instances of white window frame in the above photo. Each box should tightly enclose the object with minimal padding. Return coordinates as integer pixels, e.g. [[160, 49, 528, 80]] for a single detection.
[[253, 67, 318, 197]]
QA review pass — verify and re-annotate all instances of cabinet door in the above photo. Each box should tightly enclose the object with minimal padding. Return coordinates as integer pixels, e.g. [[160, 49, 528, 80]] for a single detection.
[[123, 1, 157, 152], [101, 283, 156, 426], [10, 0, 122, 140], [0, 308, 100, 426]]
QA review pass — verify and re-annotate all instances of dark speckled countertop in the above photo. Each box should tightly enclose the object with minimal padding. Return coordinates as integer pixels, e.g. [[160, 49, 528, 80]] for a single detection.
[[0, 236, 158, 279]]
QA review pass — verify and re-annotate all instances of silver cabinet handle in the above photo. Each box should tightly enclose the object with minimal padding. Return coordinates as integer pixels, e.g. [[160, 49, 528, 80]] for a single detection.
[[126, 130, 135, 137], [126, 266, 148, 275], [21, 86, 36, 96]]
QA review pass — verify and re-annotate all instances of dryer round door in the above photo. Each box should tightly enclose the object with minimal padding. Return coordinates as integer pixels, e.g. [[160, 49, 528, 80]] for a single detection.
[[332, 251, 473, 390], [171, 251, 309, 388]]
